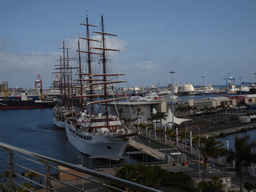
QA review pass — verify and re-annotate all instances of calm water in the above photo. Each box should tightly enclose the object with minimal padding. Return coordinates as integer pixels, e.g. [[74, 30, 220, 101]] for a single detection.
[[178, 94, 230, 101], [0, 108, 138, 171], [1, 108, 255, 171], [217, 129, 256, 151], [0, 109, 88, 165]]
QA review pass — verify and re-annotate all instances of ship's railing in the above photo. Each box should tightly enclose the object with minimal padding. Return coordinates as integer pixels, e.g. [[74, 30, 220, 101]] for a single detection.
[[0, 142, 161, 192]]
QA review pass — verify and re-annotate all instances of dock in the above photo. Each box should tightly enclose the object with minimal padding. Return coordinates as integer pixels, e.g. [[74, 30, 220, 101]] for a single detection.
[[128, 139, 165, 160], [200, 122, 256, 138]]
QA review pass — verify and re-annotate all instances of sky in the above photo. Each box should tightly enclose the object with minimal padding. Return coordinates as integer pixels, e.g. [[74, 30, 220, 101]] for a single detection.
[[1, 0, 256, 89]]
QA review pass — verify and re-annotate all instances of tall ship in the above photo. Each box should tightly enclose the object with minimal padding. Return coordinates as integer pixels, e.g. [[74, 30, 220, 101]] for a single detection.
[[53, 42, 77, 129], [64, 15, 137, 158]]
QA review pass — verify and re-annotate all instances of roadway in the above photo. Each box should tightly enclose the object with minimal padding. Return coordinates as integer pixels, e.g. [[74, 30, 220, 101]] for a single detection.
[[135, 134, 256, 190]]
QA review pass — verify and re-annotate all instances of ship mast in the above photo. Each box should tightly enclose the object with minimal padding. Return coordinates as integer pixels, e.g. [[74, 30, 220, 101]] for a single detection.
[[76, 15, 99, 113], [92, 14, 127, 129], [74, 14, 128, 130], [54, 41, 76, 109]]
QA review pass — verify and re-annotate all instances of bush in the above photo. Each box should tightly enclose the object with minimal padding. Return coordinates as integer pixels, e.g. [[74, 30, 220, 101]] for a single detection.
[[114, 163, 194, 191], [196, 181, 209, 192], [196, 176, 223, 192], [244, 181, 256, 191]]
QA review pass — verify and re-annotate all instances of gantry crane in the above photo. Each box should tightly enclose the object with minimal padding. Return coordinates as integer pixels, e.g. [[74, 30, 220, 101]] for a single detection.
[[35, 74, 43, 100]]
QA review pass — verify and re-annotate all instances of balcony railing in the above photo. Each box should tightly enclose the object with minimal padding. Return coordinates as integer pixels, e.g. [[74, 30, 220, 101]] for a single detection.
[[0, 141, 161, 192]]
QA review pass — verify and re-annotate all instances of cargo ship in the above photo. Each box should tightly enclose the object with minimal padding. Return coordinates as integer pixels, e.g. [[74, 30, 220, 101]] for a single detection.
[[0, 92, 55, 109]]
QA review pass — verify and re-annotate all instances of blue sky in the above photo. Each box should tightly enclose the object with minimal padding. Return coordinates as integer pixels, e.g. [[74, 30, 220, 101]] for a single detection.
[[0, 0, 256, 89]]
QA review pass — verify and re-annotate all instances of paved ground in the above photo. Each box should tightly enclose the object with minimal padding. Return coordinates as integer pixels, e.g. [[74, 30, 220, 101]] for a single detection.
[[136, 131, 256, 191], [37, 121, 256, 192]]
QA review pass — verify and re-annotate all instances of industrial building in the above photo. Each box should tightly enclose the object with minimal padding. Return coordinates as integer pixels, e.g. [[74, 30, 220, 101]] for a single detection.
[[0, 81, 8, 92], [108, 100, 167, 123], [108, 96, 240, 124]]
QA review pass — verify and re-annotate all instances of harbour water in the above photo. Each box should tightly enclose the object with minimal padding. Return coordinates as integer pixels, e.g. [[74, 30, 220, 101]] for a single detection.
[[0, 108, 138, 172], [216, 130, 256, 151], [0, 109, 85, 166], [1, 106, 256, 172]]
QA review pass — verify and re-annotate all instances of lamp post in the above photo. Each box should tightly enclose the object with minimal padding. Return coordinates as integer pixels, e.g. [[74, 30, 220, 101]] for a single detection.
[[202, 76, 205, 98], [239, 77, 242, 95], [226, 138, 229, 166], [170, 71, 176, 145], [198, 128, 201, 179], [164, 124, 166, 155], [79, 156, 84, 190]]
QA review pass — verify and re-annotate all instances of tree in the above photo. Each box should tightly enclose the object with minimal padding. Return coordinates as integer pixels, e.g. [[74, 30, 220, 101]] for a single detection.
[[115, 163, 194, 191], [22, 170, 39, 187], [244, 182, 256, 192], [176, 105, 186, 117], [0, 170, 17, 192], [18, 182, 32, 192], [179, 129, 190, 146], [196, 175, 223, 192], [124, 117, 136, 128], [207, 175, 223, 192], [199, 137, 226, 182], [189, 106, 198, 117], [118, 107, 124, 120], [201, 106, 210, 115], [0, 170, 33, 192], [155, 111, 167, 129], [227, 135, 256, 192], [147, 111, 167, 137], [135, 107, 143, 131], [115, 164, 163, 189]]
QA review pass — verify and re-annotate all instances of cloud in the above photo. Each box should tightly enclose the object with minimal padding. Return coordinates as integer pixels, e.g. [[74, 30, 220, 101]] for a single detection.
[[0, 35, 129, 88], [135, 60, 159, 71]]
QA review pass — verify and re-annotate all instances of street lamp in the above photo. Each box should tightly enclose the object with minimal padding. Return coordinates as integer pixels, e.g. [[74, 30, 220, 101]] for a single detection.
[[79, 156, 84, 190], [164, 124, 166, 155], [202, 76, 205, 98], [239, 77, 242, 95], [198, 128, 201, 179], [169, 71, 176, 144]]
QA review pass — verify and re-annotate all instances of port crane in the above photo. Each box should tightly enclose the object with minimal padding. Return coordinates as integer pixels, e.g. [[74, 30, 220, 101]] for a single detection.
[[223, 73, 235, 86], [35, 74, 43, 100], [53, 74, 60, 88]]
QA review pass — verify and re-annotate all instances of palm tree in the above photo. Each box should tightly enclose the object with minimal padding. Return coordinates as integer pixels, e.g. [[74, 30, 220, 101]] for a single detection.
[[118, 107, 124, 120], [18, 182, 31, 192], [124, 117, 136, 129], [22, 170, 39, 187], [201, 106, 210, 115], [135, 107, 143, 132], [0, 170, 17, 192], [208, 175, 223, 192], [227, 135, 256, 192], [200, 137, 226, 182], [155, 112, 167, 128], [176, 105, 186, 117], [189, 106, 198, 117]]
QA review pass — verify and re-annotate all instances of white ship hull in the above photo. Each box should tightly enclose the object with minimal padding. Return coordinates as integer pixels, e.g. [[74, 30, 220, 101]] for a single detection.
[[65, 123, 128, 158], [53, 116, 65, 129]]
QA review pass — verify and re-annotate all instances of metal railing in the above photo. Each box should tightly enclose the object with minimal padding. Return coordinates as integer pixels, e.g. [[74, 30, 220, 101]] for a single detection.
[[0, 142, 161, 192]]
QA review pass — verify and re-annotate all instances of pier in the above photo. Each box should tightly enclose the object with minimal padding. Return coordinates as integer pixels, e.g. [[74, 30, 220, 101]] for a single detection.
[[128, 139, 165, 160]]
